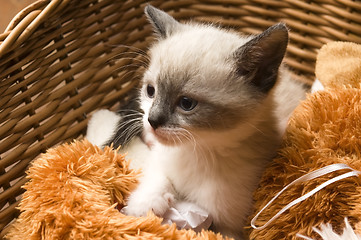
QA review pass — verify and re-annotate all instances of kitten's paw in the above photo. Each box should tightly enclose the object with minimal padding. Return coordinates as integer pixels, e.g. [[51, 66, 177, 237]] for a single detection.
[[125, 192, 174, 217]]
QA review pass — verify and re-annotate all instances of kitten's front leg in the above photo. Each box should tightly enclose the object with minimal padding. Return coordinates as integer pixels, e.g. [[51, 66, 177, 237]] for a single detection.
[[124, 166, 175, 217]]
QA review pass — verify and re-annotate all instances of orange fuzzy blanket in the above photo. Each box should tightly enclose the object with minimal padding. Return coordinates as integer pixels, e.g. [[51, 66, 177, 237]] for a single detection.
[[6, 140, 225, 239], [249, 41, 361, 239]]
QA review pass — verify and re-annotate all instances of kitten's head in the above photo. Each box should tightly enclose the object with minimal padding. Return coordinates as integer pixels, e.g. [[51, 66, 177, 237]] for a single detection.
[[140, 5, 288, 146]]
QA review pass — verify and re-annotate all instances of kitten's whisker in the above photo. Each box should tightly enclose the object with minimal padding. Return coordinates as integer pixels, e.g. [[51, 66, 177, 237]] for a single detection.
[[110, 51, 147, 59], [113, 63, 145, 72], [117, 115, 143, 120], [112, 117, 143, 144], [108, 56, 149, 67], [173, 129, 183, 142], [174, 130, 182, 145], [106, 44, 150, 61], [186, 131, 204, 163], [185, 130, 204, 162], [112, 128, 134, 144], [112, 68, 144, 83], [114, 117, 143, 132], [108, 68, 141, 82], [108, 53, 148, 63], [247, 122, 265, 136], [113, 126, 141, 147], [123, 124, 142, 144], [106, 52, 147, 64], [177, 131, 187, 146], [116, 112, 143, 119], [172, 132, 178, 144], [118, 114, 143, 120], [173, 128, 194, 147], [115, 44, 149, 56], [116, 116, 142, 125], [181, 128, 197, 153], [110, 68, 144, 86], [190, 131, 217, 171], [117, 109, 142, 114]]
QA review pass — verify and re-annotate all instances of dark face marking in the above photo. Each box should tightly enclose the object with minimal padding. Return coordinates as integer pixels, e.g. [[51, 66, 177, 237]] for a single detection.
[[145, 71, 261, 132], [146, 73, 182, 130]]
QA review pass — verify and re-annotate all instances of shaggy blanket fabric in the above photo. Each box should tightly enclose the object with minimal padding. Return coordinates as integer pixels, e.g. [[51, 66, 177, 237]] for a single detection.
[[249, 87, 361, 239], [249, 41, 361, 239], [6, 140, 224, 239]]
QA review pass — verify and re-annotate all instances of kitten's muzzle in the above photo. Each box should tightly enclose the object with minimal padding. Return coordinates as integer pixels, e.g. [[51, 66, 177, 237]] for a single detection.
[[148, 115, 167, 130]]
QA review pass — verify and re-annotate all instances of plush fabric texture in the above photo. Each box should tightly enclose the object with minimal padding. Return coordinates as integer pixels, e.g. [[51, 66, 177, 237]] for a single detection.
[[249, 42, 361, 240], [6, 140, 224, 240]]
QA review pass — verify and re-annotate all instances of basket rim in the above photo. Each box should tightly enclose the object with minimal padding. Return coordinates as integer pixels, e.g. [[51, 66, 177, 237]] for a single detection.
[[0, 0, 72, 58]]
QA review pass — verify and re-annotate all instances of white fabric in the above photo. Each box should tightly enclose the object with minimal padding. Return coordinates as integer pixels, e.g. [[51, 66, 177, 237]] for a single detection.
[[297, 218, 361, 240], [161, 201, 212, 232], [122, 200, 212, 232], [311, 79, 325, 93]]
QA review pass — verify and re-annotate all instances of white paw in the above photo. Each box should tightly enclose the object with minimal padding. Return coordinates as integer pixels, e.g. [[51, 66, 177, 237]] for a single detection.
[[124, 191, 174, 217]]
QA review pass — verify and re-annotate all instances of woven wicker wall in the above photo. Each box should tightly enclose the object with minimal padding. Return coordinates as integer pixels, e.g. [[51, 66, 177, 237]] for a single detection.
[[1, 0, 361, 238]]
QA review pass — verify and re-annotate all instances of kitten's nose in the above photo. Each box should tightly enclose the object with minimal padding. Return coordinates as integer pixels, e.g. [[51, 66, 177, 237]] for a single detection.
[[148, 116, 166, 130], [148, 118, 161, 130], [148, 118, 159, 129]]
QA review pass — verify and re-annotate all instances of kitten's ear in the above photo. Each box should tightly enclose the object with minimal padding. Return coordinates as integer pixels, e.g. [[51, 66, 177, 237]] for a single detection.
[[145, 5, 182, 39], [234, 23, 289, 93]]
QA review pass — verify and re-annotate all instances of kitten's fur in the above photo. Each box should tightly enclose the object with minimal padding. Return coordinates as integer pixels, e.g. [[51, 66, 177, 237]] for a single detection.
[[91, 5, 306, 239]]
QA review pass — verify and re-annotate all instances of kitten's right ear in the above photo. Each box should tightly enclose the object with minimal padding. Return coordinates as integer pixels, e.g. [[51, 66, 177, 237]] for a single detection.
[[145, 5, 182, 39], [234, 23, 289, 93]]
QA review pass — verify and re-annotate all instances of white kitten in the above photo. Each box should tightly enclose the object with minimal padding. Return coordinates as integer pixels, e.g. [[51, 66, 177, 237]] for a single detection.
[[88, 5, 306, 239]]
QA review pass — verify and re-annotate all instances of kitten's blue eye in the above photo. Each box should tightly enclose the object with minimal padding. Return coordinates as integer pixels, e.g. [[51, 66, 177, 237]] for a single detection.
[[146, 84, 155, 98], [179, 96, 197, 111]]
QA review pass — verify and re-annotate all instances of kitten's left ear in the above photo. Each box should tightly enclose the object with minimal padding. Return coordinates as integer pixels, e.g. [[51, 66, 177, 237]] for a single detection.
[[145, 5, 182, 39], [234, 23, 289, 93]]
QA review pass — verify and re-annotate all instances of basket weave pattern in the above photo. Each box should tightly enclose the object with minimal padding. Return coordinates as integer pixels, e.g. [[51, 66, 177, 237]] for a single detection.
[[1, 0, 361, 237]]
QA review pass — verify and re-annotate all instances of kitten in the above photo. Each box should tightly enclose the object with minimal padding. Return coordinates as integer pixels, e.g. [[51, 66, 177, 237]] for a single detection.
[[87, 5, 306, 239]]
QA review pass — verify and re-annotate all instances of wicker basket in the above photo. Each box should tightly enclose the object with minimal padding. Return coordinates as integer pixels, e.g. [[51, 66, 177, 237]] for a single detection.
[[1, 0, 361, 238]]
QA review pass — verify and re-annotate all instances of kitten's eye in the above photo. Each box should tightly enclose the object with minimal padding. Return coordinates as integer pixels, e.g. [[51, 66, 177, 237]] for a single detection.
[[146, 84, 155, 98], [179, 96, 198, 111]]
